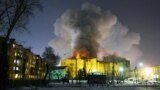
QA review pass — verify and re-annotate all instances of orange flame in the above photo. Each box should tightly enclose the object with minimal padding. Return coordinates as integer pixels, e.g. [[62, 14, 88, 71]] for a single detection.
[[76, 52, 80, 59], [72, 49, 90, 59]]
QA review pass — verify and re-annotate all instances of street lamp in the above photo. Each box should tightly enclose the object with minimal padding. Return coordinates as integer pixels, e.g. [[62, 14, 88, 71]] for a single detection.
[[144, 67, 152, 76], [139, 62, 144, 67], [137, 62, 144, 82], [119, 67, 124, 83], [119, 67, 124, 72]]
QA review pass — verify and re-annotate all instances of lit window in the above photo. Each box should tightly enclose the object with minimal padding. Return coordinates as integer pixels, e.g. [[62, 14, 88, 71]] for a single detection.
[[14, 52, 17, 56], [15, 74, 18, 78], [12, 44, 15, 48], [13, 67, 15, 70], [17, 60, 20, 65], [16, 67, 19, 71], [14, 60, 16, 63]]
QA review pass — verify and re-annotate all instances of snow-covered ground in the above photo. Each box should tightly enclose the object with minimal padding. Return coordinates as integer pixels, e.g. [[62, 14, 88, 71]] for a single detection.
[[8, 80, 160, 90], [9, 86, 160, 90]]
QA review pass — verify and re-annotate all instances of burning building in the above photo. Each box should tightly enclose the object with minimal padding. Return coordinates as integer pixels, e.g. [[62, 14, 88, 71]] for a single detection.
[[60, 53, 130, 80], [50, 3, 141, 69], [50, 3, 135, 80]]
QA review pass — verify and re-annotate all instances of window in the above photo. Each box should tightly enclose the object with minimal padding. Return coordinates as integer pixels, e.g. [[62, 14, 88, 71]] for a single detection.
[[15, 74, 18, 78], [12, 44, 15, 48], [19, 50, 22, 53], [14, 52, 17, 56], [14, 59, 16, 63], [17, 53, 20, 56], [13, 67, 15, 70], [33, 61, 36, 64], [13, 66, 19, 71], [17, 60, 20, 65], [16, 67, 19, 71]]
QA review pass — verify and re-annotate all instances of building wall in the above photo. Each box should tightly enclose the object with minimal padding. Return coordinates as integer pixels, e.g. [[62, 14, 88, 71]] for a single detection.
[[8, 41, 26, 80], [135, 66, 160, 81], [7, 39, 47, 80], [60, 58, 130, 79]]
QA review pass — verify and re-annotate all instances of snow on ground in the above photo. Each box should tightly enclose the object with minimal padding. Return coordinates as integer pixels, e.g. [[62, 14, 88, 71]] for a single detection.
[[8, 80, 160, 90], [9, 85, 160, 90], [37, 86, 160, 90]]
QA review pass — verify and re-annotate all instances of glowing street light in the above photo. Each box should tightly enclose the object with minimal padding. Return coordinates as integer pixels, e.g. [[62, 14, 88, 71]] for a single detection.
[[144, 67, 152, 76], [119, 67, 124, 72], [119, 67, 124, 82], [139, 62, 143, 67]]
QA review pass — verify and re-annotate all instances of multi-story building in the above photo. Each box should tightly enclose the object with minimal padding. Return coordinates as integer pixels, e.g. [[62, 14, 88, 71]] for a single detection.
[[6, 38, 47, 80]]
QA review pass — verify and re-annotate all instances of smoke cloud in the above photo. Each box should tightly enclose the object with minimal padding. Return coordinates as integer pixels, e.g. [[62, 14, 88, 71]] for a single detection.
[[49, 3, 142, 64]]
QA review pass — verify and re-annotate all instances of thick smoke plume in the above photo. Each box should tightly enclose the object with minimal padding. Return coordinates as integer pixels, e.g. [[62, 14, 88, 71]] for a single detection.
[[49, 3, 142, 64]]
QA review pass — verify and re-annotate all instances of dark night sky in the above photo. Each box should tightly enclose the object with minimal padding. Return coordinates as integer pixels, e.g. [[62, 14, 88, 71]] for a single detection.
[[12, 0, 160, 67]]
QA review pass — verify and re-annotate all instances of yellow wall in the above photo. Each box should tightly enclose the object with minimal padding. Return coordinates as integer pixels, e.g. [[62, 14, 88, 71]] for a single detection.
[[60, 58, 130, 78], [137, 66, 160, 80], [61, 58, 99, 78]]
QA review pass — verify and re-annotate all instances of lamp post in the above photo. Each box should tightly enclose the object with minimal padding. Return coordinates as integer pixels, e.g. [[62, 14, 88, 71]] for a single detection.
[[139, 62, 143, 67], [138, 62, 144, 82], [119, 67, 124, 72], [134, 67, 138, 83], [119, 67, 124, 83]]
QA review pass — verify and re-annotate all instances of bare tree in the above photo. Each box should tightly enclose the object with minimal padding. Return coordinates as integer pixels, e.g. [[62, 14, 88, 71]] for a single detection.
[[42, 46, 60, 85], [0, 0, 42, 89]]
